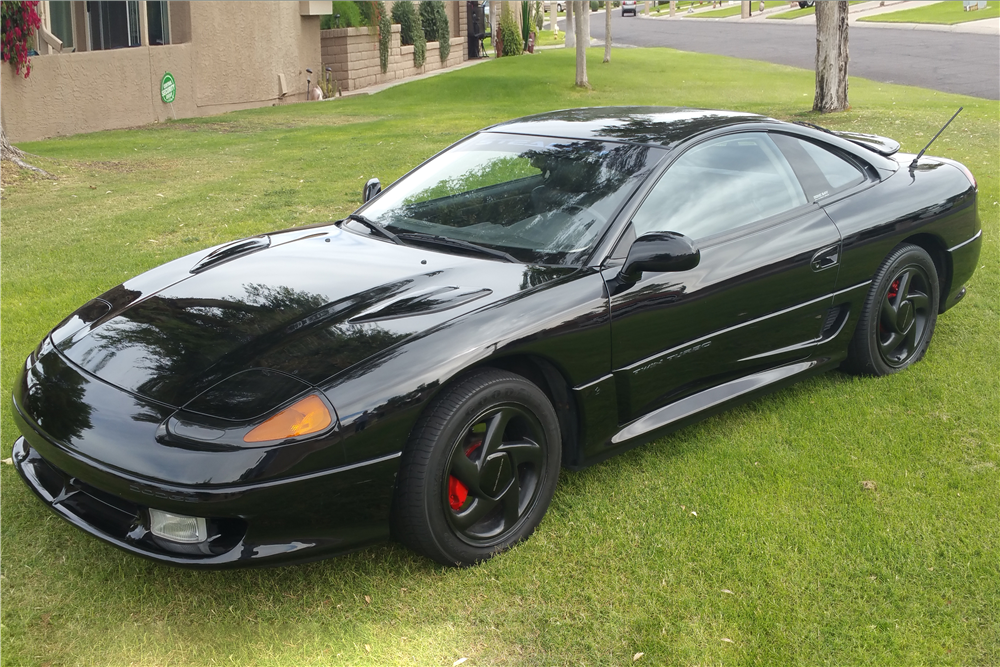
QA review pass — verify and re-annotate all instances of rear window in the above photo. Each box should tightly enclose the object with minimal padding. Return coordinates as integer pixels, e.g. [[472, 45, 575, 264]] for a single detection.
[[771, 134, 866, 202]]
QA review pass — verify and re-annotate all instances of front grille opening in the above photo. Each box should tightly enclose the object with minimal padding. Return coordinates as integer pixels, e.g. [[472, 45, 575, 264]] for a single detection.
[[22, 443, 247, 560]]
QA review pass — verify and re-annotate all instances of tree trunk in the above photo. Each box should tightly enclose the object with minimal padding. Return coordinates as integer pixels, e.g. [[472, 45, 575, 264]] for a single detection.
[[575, 1, 589, 87], [565, 1, 575, 48], [550, 0, 558, 35], [603, 0, 611, 63], [1, 125, 53, 178], [813, 0, 849, 113]]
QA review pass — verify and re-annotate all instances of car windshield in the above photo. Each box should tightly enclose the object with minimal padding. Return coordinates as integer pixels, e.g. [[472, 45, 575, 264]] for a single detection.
[[355, 132, 660, 266]]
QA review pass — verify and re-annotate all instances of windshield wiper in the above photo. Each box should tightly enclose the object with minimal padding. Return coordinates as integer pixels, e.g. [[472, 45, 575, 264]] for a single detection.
[[345, 214, 403, 245], [396, 232, 519, 263]]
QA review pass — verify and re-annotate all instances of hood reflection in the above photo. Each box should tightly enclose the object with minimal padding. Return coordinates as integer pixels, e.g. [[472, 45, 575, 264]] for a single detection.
[[54, 226, 575, 409]]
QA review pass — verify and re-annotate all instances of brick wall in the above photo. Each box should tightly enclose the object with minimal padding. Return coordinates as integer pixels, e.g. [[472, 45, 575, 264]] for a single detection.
[[321, 24, 468, 93]]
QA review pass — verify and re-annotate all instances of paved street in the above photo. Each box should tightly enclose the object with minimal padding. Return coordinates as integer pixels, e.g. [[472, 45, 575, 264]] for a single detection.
[[581, 8, 1000, 100]]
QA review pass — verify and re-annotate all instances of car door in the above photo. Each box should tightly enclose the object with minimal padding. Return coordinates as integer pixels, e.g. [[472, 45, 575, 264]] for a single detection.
[[605, 131, 843, 425]]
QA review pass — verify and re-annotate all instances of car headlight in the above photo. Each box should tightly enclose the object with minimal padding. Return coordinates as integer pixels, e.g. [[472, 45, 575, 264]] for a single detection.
[[243, 394, 333, 443], [160, 387, 339, 449]]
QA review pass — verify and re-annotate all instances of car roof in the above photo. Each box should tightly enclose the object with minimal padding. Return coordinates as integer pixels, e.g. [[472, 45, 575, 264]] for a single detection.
[[485, 106, 774, 148]]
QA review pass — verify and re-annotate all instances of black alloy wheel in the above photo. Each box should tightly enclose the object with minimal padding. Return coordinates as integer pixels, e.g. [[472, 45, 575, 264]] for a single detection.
[[844, 243, 940, 376], [392, 369, 561, 566]]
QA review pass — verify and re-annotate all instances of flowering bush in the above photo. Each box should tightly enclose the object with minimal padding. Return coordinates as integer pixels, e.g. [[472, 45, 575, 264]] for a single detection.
[[2, 1, 41, 77]]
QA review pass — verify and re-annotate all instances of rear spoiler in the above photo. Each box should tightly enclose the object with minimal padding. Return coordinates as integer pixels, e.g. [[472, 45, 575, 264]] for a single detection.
[[794, 122, 900, 157]]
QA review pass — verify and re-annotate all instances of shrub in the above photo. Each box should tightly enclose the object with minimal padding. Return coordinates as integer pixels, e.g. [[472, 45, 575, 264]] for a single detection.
[[321, 2, 365, 29], [535, 1, 544, 29], [392, 0, 426, 67], [521, 1, 530, 44], [499, 9, 523, 56], [356, 0, 380, 26], [418, 1, 450, 62], [377, 2, 390, 72]]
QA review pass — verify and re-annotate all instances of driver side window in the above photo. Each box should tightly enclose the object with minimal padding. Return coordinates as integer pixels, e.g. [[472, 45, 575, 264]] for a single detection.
[[631, 133, 807, 241]]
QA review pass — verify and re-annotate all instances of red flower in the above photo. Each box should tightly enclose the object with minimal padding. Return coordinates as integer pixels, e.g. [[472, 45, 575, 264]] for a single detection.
[[2, 0, 40, 76]]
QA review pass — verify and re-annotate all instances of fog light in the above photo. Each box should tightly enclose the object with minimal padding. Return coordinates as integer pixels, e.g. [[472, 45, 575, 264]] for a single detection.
[[149, 509, 207, 543]]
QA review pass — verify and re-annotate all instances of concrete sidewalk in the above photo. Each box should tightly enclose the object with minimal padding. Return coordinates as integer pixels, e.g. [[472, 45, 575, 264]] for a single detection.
[[643, 0, 999, 34]]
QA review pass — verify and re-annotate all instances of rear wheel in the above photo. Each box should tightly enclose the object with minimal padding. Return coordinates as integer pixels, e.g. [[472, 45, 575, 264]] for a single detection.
[[843, 243, 939, 376], [392, 369, 561, 566]]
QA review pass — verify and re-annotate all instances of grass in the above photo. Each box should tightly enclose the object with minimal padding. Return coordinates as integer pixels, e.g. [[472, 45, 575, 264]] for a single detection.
[[650, 1, 713, 15], [533, 28, 564, 46], [682, 0, 788, 18], [485, 29, 565, 52], [859, 0, 999, 24], [2, 47, 999, 666], [768, 0, 864, 20]]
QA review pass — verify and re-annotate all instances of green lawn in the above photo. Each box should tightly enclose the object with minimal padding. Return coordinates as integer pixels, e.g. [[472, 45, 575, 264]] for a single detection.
[[533, 28, 564, 46], [651, 1, 717, 15], [484, 30, 564, 54], [859, 0, 999, 23], [2, 47, 998, 667], [683, 0, 788, 17], [769, 0, 864, 20]]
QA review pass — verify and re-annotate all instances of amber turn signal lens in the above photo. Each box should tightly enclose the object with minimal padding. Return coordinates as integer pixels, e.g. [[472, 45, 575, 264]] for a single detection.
[[244, 394, 333, 443]]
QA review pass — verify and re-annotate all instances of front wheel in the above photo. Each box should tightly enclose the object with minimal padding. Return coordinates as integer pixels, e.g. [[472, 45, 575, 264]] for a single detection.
[[843, 243, 940, 376], [391, 369, 561, 566]]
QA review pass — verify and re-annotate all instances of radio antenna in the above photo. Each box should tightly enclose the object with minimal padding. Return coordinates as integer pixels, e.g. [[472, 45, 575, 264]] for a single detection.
[[910, 107, 962, 170]]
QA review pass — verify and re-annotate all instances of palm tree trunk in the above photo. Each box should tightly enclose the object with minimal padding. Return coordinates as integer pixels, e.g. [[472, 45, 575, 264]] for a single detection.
[[1, 125, 53, 178], [565, 1, 575, 48], [813, 0, 850, 112], [575, 1, 589, 87], [603, 0, 611, 63]]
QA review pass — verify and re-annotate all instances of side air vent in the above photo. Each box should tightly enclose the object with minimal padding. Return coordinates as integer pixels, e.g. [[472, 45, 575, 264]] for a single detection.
[[820, 305, 849, 339], [190, 236, 271, 274]]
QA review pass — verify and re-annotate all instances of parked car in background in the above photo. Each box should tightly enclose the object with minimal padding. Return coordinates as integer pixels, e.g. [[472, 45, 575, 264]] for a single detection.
[[622, 0, 638, 16]]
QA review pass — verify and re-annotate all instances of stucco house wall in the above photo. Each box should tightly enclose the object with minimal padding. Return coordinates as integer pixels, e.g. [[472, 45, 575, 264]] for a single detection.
[[1, 1, 321, 142]]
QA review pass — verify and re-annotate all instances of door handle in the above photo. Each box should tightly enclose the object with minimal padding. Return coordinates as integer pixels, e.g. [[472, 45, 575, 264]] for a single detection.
[[811, 245, 840, 272]]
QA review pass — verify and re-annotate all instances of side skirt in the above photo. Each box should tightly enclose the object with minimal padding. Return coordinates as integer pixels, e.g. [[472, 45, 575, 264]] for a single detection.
[[577, 355, 843, 468]]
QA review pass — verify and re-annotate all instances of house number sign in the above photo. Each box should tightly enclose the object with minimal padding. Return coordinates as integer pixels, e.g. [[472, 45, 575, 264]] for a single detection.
[[160, 72, 176, 104]]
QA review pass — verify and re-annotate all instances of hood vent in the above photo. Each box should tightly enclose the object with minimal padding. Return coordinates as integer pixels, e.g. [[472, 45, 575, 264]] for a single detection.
[[348, 286, 493, 324], [190, 236, 271, 274]]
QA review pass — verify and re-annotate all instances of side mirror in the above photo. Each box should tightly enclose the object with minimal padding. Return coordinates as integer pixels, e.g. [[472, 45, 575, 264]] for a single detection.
[[618, 232, 700, 285], [363, 177, 381, 203]]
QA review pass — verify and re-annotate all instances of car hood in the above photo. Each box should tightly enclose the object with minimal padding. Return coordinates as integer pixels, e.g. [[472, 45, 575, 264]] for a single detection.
[[51, 225, 568, 418]]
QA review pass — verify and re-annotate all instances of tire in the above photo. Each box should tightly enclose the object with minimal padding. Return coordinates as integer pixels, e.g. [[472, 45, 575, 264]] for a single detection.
[[843, 243, 940, 376], [391, 369, 561, 566]]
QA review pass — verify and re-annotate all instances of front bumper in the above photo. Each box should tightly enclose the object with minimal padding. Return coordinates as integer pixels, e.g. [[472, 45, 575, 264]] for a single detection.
[[11, 346, 402, 567], [12, 434, 400, 568]]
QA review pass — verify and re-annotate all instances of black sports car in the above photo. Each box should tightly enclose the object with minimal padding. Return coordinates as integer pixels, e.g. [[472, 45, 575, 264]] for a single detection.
[[12, 107, 981, 568]]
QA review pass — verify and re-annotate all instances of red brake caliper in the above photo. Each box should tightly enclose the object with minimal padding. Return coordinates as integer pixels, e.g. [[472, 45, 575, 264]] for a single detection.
[[448, 440, 482, 511], [881, 278, 902, 334]]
